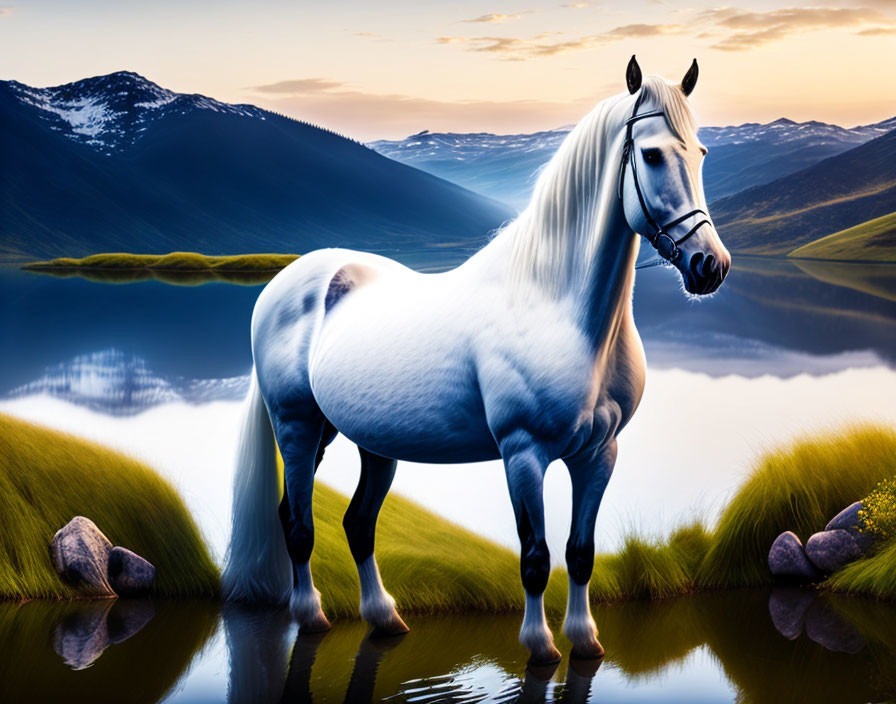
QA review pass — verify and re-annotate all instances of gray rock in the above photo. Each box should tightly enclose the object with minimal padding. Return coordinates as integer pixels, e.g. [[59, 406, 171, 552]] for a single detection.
[[768, 531, 821, 581], [50, 516, 115, 596], [107, 599, 155, 644], [805, 530, 862, 573], [768, 588, 817, 640], [825, 501, 875, 552], [108, 546, 156, 596], [805, 599, 865, 654], [826, 501, 863, 531], [53, 601, 113, 670]]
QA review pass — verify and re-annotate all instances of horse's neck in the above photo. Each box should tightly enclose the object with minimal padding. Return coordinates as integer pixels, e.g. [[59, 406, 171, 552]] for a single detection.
[[473, 204, 637, 362], [579, 211, 639, 357]]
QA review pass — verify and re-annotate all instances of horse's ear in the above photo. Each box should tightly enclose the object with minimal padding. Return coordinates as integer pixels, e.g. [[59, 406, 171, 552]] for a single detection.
[[626, 55, 642, 94], [681, 58, 698, 97]]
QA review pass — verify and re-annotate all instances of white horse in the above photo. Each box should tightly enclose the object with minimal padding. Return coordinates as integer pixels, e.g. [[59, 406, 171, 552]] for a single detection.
[[222, 56, 731, 664]]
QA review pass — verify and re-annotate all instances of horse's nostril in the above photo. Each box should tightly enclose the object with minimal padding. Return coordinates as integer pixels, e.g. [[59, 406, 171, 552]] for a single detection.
[[703, 254, 715, 278], [689, 252, 704, 279]]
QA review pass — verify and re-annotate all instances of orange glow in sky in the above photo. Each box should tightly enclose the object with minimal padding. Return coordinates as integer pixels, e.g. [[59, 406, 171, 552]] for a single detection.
[[2, 1, 894, 139]]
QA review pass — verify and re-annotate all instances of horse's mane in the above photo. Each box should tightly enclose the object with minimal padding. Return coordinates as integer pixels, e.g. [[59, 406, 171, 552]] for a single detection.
[[506, 76, 698, 298]]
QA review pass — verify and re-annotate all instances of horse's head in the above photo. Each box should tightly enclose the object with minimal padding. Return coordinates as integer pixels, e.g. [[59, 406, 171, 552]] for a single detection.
[[618, 56, 731, 295]]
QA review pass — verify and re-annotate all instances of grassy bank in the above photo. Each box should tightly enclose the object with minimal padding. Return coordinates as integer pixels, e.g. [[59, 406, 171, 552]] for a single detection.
[[308, 425, 896, 616], [4, 413, 895, 610], [23, 252, 299, 285], [593, 425, 896, 603], [699, 425, 896, 588], [789, 212, 896, 262], [0, 414, 218, 599]]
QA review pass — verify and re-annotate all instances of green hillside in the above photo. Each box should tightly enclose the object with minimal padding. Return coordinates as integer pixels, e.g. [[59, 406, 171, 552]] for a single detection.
[[789, 212, 896, 262], [6, 413, 896, 609], [710, 129, 896, 255], [0, 414, 218, 599], [23, 252, 299, 285]]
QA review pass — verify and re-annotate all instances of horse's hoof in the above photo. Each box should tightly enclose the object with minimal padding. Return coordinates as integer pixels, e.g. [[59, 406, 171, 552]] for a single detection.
[[570, 638, 604, 660], [370, 613, 410, 638], [299, 613, 332, 634], [527, 642, 562, 667]]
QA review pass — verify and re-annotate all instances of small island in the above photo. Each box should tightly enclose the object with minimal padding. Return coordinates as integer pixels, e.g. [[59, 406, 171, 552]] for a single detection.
[[22, 252, 300, 285]]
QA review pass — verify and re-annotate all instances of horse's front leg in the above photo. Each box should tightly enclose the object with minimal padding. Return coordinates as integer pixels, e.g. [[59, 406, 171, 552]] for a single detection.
[[562, 440, 616, 659], [500, 435, 560, 665]]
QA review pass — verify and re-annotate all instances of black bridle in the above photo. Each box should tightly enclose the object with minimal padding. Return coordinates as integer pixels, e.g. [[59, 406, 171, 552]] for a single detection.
[[617, 97, 712, 265]]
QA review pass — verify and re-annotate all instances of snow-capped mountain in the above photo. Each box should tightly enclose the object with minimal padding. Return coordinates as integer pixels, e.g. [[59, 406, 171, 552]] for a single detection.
[[6, 71, 266, 154], [1, 71, 511, 261], [5, 349, 249, 415], [699, 116, 896, 148], [370, 127, 570, 164], [369, 128, 570, 210], [370, 115, 896, 207]]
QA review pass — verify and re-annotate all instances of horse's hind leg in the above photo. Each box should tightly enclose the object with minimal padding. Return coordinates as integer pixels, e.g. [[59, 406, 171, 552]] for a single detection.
[[272, 411, 336, 633], [343, 448, 408, 637]]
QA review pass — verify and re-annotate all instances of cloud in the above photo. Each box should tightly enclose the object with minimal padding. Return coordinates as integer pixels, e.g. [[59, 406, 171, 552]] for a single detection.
[[441, 23, 684, 60], [353, 31, 390, 41], [251, 78, 345, 94], [699, 7, 896, 51], [857, 25, 896, 34], [561, 2, 590, 8], [245, 77, 607, 140], [463, 12, 529, 23], [0, 7, 13, 16]]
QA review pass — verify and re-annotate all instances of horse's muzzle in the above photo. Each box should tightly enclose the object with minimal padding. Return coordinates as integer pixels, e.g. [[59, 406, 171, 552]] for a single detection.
[[683, 251, 730, 295]]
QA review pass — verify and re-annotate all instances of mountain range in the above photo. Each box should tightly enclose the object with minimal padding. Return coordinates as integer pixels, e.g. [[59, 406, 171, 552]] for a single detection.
[[370, 116, 896, 210], [711, 127, 896, 255], [0, 72, 511, 264], [3, 71, 893, 262]]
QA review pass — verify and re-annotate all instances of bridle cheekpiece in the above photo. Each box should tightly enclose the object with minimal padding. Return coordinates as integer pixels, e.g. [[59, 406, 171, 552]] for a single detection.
[[617, 95, 712, 265]]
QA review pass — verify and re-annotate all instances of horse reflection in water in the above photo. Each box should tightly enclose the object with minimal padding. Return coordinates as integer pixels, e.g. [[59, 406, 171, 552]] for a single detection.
[[223, 55, 730, 664], [223, 605, 602, 704]]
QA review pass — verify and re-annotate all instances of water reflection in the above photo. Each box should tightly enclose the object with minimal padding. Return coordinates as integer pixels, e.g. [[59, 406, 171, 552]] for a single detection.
[[53, 598, 155, 669], [2, 590, 896, 702], [220, 590, 896, 703], [0, 599, 217, 703], [634, 257, 896, 373], [3, 258, 896, 397]]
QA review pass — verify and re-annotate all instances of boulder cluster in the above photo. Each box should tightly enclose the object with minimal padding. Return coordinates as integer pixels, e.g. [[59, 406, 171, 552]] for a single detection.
[[768, 501, 873, 580], [50, 516, 155, 597]]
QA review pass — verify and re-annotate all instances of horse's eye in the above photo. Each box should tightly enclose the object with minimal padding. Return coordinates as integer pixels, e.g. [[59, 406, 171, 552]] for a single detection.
[[641, 148, 662, 166]]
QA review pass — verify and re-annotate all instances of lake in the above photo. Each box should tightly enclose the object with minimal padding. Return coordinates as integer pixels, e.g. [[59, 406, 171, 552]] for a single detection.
[[2, 589, 895, 703], [1, 254, 896, 702]]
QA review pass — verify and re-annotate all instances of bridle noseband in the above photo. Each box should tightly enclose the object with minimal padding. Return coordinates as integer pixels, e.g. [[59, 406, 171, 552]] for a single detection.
[[617, 96, 712, 265]]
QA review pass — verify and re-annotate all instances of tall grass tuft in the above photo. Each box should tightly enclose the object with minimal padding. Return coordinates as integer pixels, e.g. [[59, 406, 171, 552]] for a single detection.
[[0, 414, 219, 599], [698, 425, 896, 589], [826, 539, 896, 598]]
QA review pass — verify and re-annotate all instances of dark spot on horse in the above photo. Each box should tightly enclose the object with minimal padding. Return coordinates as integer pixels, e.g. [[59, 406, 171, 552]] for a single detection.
[[325, 269, 355, 313], [276, 302, 300, 328], [302, 292, 316, 314]]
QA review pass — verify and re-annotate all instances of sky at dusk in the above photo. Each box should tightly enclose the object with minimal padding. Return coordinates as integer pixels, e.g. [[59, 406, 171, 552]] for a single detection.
[[2, 0, 895, 140]]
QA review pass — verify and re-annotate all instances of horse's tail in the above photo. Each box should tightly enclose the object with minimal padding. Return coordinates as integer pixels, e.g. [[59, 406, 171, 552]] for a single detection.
[[222, 367, 292, 604]]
